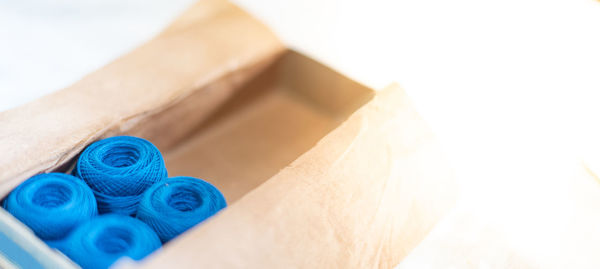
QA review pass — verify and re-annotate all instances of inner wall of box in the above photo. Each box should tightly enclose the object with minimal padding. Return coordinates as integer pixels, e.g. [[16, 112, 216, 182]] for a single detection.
[[0, 51, 373, 269], [162, 51, 374, 203]]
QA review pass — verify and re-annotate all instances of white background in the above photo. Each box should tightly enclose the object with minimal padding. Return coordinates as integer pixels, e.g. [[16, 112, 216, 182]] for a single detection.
[[2, 0, 600, 266]]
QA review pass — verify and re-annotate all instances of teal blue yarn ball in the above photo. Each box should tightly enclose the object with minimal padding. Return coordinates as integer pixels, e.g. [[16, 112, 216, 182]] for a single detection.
[[76, 136, 167, 215], [49, 214, 161, 269], [3, 173, 97, 240], [137, 177, 226, 242]]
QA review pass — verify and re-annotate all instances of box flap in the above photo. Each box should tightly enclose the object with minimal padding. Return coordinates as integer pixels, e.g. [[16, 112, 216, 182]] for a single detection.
[[0, 0, 285, 197]]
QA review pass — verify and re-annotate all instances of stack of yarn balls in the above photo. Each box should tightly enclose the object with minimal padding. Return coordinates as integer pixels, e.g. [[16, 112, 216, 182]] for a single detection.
[[3, 136, 227, 269]]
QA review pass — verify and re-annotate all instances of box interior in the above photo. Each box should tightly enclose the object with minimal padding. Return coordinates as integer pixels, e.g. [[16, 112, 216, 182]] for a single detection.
[[162, 51, 374, 203], [0, 50, 375, 267]]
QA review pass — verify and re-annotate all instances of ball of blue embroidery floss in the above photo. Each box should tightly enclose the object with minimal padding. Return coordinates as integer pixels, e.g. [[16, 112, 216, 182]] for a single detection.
[[137, 177, 226, 243], [49, 214, 161, 269], [3, 173, 97, 240], [76, 136, 167, 215]]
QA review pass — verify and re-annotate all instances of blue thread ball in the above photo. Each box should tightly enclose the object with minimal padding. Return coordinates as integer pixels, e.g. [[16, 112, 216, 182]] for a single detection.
[[3, 173, 97, 240], [49, 214, 161, 269], [76, 136, 167, 215], [137, 177, 226, 242]]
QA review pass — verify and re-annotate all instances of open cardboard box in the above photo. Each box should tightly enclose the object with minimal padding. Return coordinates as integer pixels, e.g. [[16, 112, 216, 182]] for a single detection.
[[0, 0, 456, 268]]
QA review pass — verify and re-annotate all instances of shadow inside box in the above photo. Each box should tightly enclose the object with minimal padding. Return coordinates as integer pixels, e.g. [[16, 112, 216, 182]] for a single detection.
[[160, 51, 375, 203]]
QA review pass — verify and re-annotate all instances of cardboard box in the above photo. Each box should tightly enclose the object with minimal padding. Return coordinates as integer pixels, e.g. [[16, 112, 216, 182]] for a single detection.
[[0, 0, 456, 268]]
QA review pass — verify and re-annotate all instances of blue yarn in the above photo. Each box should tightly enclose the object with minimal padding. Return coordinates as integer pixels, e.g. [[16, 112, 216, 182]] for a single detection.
[[3, 173, 97, 240], [76, 136, 167, 215], [48, 214, 161, 269], [137, 177, 226, 243]]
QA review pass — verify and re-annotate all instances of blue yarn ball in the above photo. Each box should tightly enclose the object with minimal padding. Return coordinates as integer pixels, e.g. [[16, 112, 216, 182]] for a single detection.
[[3, 173, 97, 240], [76, 136, 167, 215], [49, 214, 161, 269], [137, 177, 226, 243]]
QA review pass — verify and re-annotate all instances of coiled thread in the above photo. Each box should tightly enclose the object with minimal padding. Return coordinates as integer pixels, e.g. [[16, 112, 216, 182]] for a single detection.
[[48, 214, 161, 269], [76, 136, 168, 215], [3, 173, 97, 240], [137, 177, 226, 242]]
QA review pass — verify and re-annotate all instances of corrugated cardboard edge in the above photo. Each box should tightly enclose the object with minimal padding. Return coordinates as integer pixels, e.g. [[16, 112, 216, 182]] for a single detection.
[[133, 84, 458, 268], [0, 0, 285, 197]]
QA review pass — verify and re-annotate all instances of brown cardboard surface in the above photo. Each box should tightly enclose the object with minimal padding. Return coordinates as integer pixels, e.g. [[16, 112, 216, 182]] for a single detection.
[[131, 81, 456, 268], [0, 0, 285, 197], [165, 84, 341, 203], [163, 52, 375, 203]]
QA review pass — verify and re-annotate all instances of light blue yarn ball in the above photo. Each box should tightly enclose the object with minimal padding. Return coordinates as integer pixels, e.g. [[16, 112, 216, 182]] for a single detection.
[[76, 136, 168, 215], [49, 214, 161, 269], [3, 173, 97, 240], [137, 177, 226, 243]]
